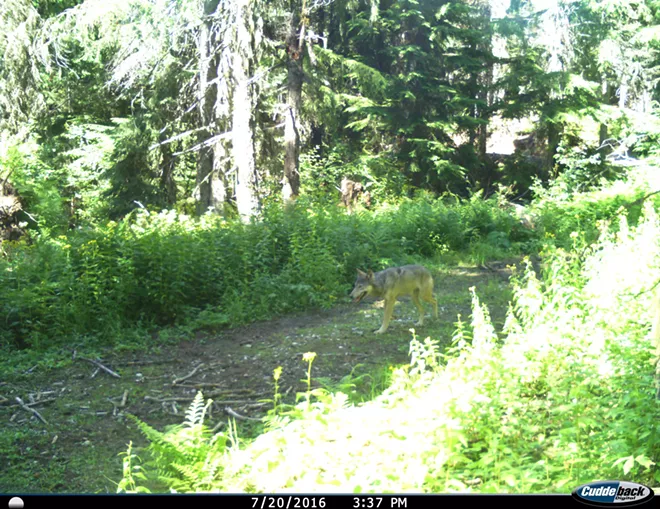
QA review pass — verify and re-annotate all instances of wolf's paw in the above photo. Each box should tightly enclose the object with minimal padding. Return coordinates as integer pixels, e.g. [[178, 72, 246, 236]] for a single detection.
[[374, 328, 387, 334], [415, 321, 424, 327]]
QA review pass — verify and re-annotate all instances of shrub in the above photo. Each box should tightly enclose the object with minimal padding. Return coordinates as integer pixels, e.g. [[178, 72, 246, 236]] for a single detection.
[[1, 193, 538, 350]]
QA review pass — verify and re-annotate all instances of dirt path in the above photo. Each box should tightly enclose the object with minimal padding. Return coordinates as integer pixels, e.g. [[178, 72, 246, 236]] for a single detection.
[[1, 263, 515, 493]]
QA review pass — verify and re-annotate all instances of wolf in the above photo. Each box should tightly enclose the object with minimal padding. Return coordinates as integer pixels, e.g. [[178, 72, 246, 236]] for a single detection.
[[350, 265, 439, 334]]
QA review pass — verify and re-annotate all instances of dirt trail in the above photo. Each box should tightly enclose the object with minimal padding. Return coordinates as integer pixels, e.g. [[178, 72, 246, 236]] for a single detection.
[[1, 263, 515, 493]]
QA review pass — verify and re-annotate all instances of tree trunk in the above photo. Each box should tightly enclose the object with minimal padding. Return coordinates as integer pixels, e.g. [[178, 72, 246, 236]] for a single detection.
[[599, 79, 612, 160], [468, 42, 478, 147], [283, 7, 303, 202], [232, 0, 260, 221], [211, 134, 229, 214], [477, 2, 492, 159], [195, 0, 222, 216], [618, 81, 628, 110], [159, 130, 177, 206], [547, 122, 560, 177]]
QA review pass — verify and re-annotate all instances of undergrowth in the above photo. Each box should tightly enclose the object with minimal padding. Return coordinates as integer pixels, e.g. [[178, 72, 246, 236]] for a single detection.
[[4, 168, 657, 354], [0, 193, 536, 351], [116, 202, 660, 493]]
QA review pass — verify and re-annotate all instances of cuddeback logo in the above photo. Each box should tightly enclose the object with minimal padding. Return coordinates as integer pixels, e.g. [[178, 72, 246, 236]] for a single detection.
[[572, 481, 655, 507]]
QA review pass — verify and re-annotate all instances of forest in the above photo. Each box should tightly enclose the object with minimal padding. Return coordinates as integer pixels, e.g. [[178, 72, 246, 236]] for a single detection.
[[1, 0, 659, 495]]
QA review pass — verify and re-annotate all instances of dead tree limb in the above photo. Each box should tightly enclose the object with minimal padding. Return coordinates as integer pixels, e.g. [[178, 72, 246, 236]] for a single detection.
[[224, 406, 262, 421], [81, 358, 121, 378], [172, 363, 205, 385], [15, 397, 48, 425]]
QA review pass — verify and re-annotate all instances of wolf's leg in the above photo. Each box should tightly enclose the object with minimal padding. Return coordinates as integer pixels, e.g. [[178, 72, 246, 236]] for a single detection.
[[412, 290, 425, 326], [375, 298, 395, 334], [421, 283, 438, 319]]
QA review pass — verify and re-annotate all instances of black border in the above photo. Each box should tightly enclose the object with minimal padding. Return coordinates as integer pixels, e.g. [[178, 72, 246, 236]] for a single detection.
[[2, 494, 658, 509]]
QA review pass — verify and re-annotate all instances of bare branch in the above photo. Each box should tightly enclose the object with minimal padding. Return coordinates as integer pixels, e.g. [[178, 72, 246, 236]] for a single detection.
[[149, 126, 207, 150], [81, 358, 121, 379], [172, 363, 205, 385], [224, 406, 261, 421], [15, 397, 48, 425], [173, 131, 233, 157]]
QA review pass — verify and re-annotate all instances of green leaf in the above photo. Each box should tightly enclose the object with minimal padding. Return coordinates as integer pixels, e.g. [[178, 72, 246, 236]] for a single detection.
[[503, 474, 516, 487], [623, 456, 635, 475], [634, 455, 655, 470], [556, 479, 572, 489]]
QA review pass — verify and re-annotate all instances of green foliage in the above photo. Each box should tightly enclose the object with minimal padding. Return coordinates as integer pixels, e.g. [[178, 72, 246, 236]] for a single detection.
[[104, 117, 161, 219], [528, 167, 657, 249], [3, 144, 69, 234], [0, 194, 534, 350], [303, 0, 498, 196], [117, 196, 660, 493], [118, 392, 229, 493], [4, 161, 658, 354]]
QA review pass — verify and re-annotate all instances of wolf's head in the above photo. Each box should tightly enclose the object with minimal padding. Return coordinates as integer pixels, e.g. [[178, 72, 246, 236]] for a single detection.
[[350, 269, 374, 303]]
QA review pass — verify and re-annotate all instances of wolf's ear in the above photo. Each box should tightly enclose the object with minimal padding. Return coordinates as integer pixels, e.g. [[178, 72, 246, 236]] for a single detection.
[[367, 270, 374, 280], [357, 268, 366, 277]]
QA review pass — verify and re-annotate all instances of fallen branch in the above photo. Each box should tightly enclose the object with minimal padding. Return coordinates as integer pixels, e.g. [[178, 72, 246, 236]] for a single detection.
[[120, 390, 128, 407], [15, 397, 48, 425], [175, 383, 255, 391], [9, 398, 56, 408], [241, 402, 269, 409], [116, 359, 178, 366], [224, 406, 262, 422], [172, 363, 205, 385], [144, 396, 193, 403], [29, 390, 55, 398], [107, 399, 118, 416], [145, 395, 258, 407], [205, 390, 262, 399], [210, 399, 255, 405], [81, 358, 121, 379]]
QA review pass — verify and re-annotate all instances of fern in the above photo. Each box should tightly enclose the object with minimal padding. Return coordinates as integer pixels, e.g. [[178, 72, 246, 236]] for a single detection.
[[184, 391, 210, 428], [118, 392, 228, 492], [127, 414, 174, 451]]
